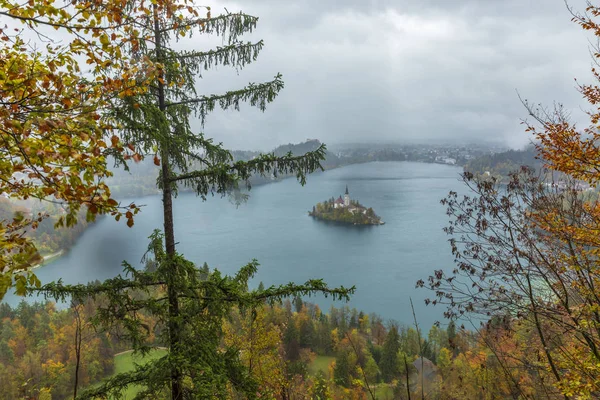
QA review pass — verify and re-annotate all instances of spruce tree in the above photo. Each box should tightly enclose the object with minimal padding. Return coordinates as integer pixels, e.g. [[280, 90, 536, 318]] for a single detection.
[[380, 325, 401, 383], [333, 350, 352, 387], [31, 3, 353, 398]]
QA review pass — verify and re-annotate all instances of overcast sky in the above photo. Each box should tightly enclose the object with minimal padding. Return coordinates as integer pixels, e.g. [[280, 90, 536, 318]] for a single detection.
[[181, 0, 597, 151]]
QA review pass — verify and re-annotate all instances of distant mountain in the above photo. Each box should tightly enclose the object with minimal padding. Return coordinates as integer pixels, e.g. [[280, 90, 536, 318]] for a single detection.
[[232, 139, 339, 185], [106, 139, 505, 196], [232, 139, 326, 160]]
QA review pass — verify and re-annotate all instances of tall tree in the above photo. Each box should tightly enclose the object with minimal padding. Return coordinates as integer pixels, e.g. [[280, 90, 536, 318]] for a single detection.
[[284, 318, 301, 363], [32, 2, 353, 398], [333, 350, 352, 388], [380, 325, 401, 383]]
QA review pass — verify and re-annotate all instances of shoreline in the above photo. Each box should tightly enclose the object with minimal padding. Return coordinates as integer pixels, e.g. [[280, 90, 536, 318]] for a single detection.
[[308, 213, 384, 226]]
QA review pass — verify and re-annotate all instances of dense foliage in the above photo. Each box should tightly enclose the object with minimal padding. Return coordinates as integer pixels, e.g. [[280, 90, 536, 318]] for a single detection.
[[0, 300, 116, 400], [4, 295, 513, 400], [0, 0, 168, 298], [6, 292, 570, 399]]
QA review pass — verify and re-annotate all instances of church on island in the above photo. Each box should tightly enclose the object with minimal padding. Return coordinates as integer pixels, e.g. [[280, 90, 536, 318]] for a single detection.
[[333, 185, 351, 209], [308, 186, 384, 225]]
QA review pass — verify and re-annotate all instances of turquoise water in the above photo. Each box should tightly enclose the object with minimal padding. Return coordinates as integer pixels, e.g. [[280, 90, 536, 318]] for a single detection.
[[4, 162, 462, 327]]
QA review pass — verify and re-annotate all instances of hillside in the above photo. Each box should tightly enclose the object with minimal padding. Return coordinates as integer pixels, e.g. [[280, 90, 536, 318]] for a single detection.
[[463, 145, 541, 180]]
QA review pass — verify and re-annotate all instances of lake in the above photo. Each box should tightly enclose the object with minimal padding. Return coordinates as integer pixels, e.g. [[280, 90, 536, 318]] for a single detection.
[[3, 161, 463, 328]]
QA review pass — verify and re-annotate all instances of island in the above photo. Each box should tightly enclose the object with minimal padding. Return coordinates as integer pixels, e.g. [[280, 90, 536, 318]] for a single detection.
[[308, 186, 384, 225]]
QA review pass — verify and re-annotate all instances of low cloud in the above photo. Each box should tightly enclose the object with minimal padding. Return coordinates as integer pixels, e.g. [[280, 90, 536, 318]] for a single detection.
[[186, 0, 595, 151]]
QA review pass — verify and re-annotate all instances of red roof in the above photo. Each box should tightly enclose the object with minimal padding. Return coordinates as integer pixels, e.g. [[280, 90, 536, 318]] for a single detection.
[[335, 196, 344, 204]]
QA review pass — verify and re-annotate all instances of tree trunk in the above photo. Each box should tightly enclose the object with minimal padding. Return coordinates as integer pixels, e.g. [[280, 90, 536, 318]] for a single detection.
[[404, 354, 411, 400], [153, 6, 182, 399], [73, 305, 82, 399]]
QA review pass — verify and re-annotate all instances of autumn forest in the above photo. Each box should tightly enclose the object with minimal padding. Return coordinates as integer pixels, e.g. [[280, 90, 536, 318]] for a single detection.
[[3, 0, 600, 399]]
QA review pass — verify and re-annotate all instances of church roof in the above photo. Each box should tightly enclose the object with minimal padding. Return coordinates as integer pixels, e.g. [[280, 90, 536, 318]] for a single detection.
[[345, 185, 349, 195], [335, 196, 344, 204]]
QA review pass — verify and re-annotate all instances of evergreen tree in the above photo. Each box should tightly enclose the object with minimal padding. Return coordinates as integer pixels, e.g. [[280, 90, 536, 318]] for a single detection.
[[298, 316, 315, 349], [349, 309, 358, 329], [293, 295, 303, 313], [31, 3, 353, 398], [338, 306, 349, 336], [334, 351, 351, 387], [0, 341, 14, 364], [284, 319, 301, 362], [315, 317, 333, 355], [447, 321, 457, 355], [199, 262, 210, 281], [380, 325, 401, 382]]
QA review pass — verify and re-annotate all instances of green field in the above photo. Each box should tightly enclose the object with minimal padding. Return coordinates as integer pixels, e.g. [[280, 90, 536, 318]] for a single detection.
[[374, 385, 394, 399], [110, 348, 168, 399], [108, 351, 388, 398], [308, 355, 335, 376]]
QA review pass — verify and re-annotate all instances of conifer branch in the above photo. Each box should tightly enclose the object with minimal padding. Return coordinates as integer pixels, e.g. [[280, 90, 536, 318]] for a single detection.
[[165, 75, 284, 125], [161, 12, 259, 44], [168, 145, 326, 197], [166, 41, 264, 71]]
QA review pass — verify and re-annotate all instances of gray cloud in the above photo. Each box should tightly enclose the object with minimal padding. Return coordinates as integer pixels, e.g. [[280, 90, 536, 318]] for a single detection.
[[188, 0, 596, 150], [15, 0, 593, 150], [11, 0, 594, 152]]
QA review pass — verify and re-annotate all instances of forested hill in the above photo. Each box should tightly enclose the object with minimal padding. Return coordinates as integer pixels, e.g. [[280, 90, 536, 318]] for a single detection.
[[463, 145, 541, 180], [105, 140, 339, 198], [107, 140, 497, 198], [232, 139, 336, 164], [232, 140, 345, 185]]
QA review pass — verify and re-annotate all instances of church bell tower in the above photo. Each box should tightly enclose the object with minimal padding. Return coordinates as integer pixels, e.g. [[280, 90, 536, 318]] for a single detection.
[[344, 185, 350, 207]]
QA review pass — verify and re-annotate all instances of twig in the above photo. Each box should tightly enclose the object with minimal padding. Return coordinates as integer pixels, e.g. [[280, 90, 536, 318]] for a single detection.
[[410, 298, 424, 400]]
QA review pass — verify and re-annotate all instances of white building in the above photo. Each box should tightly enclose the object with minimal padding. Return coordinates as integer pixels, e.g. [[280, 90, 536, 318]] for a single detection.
[[334, 186, 352, 208]]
